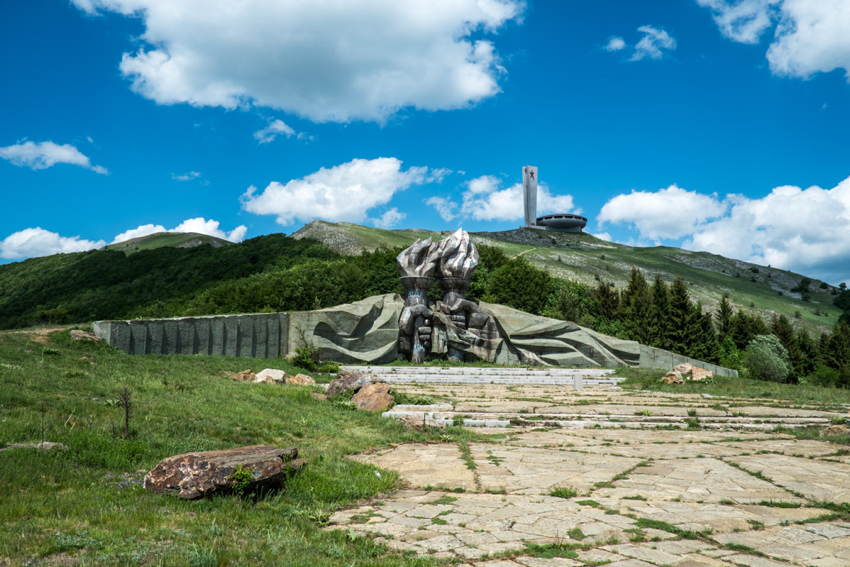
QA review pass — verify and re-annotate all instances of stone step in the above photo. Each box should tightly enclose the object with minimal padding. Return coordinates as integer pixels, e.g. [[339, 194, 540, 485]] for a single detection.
[[343, 365, 617, 377], [383, 407, 834, 431]]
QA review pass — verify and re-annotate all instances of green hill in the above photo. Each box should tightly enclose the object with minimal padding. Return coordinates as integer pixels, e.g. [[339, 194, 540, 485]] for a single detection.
[[292, 220, 843, 335], [105, 231, 232, 254]]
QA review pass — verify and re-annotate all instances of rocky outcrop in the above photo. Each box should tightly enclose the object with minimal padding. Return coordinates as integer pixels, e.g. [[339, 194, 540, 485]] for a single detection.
[[254, 368, 286, 384], [286, 373, 316, 385], [662, 364, 714, 384], [70, 329, 100, 342], [144, 445, 304, 499], [327, 368, 371, 397], [351, 383, 394, 412]]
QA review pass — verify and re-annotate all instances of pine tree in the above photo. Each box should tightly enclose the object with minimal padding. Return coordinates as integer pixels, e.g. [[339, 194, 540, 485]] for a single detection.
[[715, 295, 734, 340], [593, 280, 620, 322], [648, 275, 671, 349], [796, 328, 817, 377], [668, 277, 692, 354], [620, 268, 652, 344], [824, 321, 850, 371]]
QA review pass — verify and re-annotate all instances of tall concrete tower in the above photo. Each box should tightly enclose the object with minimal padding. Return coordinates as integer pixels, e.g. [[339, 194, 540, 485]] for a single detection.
[[522, 165, 538, 227]]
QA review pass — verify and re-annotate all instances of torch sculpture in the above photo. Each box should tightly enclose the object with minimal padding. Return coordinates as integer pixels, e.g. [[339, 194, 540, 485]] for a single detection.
[[434, 229, 479, 362], [396, 238, 439, 363]]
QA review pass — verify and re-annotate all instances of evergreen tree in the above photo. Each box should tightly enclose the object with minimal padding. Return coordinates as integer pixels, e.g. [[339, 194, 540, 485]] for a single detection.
[[796, 328, 817, 377], [824, 321, 850, 372], [715, 295, 734, 340], [592, 280, 620, 322], [668, 277, 693, 354], [648, 275, 671, 349], [620, 268, 653, 344]]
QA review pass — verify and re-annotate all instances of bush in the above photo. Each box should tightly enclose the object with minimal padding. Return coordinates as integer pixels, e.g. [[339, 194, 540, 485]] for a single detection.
[[743, 334, 791, 383], [482, 257, 554, 315], [805, 365, 842, 388]]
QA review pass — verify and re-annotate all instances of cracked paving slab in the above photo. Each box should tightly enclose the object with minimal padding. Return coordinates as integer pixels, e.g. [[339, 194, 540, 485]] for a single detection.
[[590, 457, 804, 503], [713, 522, 850, 566], [727, 453, 850, 504], [327, 490, 674, 560]]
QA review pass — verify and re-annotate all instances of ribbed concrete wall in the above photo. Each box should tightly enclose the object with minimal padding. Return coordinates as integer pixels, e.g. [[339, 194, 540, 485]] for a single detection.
[[93, 313, 289, 358], [639, 345, 738, 377]]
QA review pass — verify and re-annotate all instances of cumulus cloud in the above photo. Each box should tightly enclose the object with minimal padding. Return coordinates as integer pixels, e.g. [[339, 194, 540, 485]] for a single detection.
[[598, 185, 727, 240], [0, 141, 108, 174], [426, 175, 577, 222], [630, 25, 677, 61], [2, 217, 247, 261], [242, 157, 438, 226], [0, 228, 105, 260], [604, 36, 627, 52], [253, 120, 297, 144], [598, 177, 850, 283], [426, 196, 459, 221], [172, 171, 201, 181], [698, 0, 850, 82], [71, 0, 523, 123], [697, 0, 780, 44], [371, 208, 406, 229]]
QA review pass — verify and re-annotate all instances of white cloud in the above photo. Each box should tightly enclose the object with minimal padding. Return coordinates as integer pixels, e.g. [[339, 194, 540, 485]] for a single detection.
[[683, 177, 850, 283], [0, 140, 108, 174], [241, 157, 437, 226], [598, 185, 727, 240], [112, 218, 247, 244], [253, 119, 297, 144], [605, 36, 626, 52], [172, 171, 201, 181], [698, 0, 850, 82], [72, 0, 523, 123], [598, 177, 850, 283], [630, 25, 677, 61], [426, 196, 459, 221], [111, 224, 167, 243], [426, 175, 577, 222], [371, 208, 406, 229], [0, 228, 105, 260], [697, 0, 779, 44]]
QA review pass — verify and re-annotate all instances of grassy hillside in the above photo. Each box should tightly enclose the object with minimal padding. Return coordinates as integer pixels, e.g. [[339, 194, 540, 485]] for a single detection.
[[105, 231, 231, 254], [0, 328, 469, 565], [293, 221, 843, 334], [0, 234, 337, 329]]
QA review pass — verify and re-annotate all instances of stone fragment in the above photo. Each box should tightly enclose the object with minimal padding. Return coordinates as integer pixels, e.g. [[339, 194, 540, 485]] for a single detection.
[[254, 368, 286, 384], [224, 369, 256, 382], [661, 370, 684, 384], [70, 329, 100, 342], [823, 424, 849, 436], [287, 373, 316, 385], [352, 383, 394, 412], [144, 445, 304, 499], [0, 441, 67, 453], [310, 392, 328, 401], [673, 363, 694, 375], [690, 367, 714, 382], [327, 368, 371, 397]]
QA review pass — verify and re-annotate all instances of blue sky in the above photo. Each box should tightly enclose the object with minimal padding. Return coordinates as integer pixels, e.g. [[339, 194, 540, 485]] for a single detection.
[[1, 0, 849, 283]]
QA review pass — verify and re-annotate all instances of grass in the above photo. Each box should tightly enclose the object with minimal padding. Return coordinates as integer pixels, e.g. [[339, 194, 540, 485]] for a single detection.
[[0, 329, 482, 565], [549, 487, 578, 499], [619, 367, 850, 407]]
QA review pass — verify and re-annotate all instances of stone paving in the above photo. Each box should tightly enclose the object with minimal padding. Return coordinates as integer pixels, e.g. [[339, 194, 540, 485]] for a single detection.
[[328, 376, 850, 566]]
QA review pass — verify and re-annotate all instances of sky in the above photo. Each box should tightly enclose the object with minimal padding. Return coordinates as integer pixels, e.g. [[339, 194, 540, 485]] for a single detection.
[[1, 0, 849, 284]]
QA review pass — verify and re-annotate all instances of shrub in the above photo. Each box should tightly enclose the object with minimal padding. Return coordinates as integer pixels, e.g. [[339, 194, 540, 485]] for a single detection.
[[744, 334, 791, 383], [805, 365, 841, 388]]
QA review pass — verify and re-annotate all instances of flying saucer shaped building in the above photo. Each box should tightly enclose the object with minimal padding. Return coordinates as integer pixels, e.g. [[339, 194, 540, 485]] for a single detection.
[[522, 165, 587, 233]]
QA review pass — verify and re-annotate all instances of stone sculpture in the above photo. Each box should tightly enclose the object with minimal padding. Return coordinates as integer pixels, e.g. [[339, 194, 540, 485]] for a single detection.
[[397, 229, 498, 363]]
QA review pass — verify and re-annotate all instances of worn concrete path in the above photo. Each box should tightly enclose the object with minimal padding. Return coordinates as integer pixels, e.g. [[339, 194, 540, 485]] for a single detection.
[[328, 373, 850, 566]]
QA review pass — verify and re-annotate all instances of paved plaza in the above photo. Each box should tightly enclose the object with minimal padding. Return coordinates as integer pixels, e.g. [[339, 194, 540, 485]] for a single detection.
[[328, 368, 850, 566]]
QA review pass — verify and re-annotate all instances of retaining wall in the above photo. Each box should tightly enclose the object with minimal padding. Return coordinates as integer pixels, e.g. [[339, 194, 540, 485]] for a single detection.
[[93, 313, 289, 358]]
